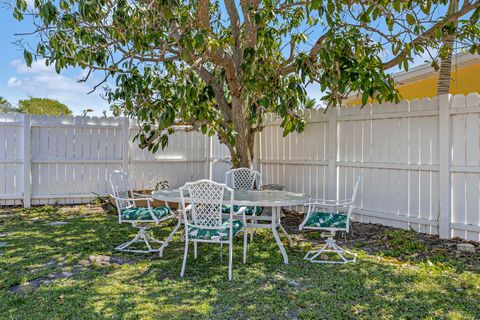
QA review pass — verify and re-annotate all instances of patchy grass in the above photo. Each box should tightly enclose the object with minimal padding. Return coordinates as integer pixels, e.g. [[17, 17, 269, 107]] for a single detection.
[[0, 205, 479, 319], [383, 229, 426, 257]]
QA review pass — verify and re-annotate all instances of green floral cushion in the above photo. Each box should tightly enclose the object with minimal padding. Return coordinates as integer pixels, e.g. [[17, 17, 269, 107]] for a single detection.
[[222, 205, 263, 215], [121, 206, 171, 221], [187, 219, 243, 241], [304, 211, 348, 229]]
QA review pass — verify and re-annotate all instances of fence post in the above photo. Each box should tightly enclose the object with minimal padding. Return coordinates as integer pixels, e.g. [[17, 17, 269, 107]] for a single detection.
[[122, 117, 129, 174], [327, 107, 337, 199], [23, 114, 31, 208], [438, 94, 452, 239], [253, 132, 261, 172]]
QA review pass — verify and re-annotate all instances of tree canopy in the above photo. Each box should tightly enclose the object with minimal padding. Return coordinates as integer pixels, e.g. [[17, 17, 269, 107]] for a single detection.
[[13, 0, 480, 167], [0, 97, 18, 113], [18, 98, 72, 116]]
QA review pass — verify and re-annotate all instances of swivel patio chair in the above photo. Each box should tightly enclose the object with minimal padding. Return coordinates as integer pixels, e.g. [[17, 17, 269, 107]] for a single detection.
[[180, 180, 248, 281], [224, 168, 263, 241], [299, 175, 361, 264], [109, 170, 175, 255]]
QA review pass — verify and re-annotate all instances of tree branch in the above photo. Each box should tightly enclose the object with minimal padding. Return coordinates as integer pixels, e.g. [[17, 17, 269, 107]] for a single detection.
[[224, 0, 242, 66], [383, 0, 480, 69], [241, 0, 260, 49], [196, 0, 211, 30]]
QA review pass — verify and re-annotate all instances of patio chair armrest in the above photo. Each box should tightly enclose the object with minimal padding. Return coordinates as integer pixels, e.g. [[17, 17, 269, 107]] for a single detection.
[[110, 195, 155, 203], [235, 206, 247, 221], [305, 199, 353, 207], [132, 192, 152, 199]]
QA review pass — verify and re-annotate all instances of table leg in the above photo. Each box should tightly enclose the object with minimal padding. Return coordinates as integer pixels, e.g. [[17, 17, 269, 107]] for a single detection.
[[278, 218, 294, 248], [271, 207, 289, 264], [159, 214, 182, 257]]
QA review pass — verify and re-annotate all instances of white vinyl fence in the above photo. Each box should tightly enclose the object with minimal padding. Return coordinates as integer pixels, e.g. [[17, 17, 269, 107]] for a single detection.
[[260, 93, 480, 242], [0, 115, 212, 206], [0, 93, 479, 241]]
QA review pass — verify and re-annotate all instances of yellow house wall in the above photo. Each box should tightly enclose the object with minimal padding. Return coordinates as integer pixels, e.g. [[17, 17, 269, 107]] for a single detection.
[[347, 63, 480, 106]]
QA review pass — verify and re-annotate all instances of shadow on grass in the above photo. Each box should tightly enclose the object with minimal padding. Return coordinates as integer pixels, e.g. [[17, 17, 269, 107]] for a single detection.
[[0, 206, 479, 319]]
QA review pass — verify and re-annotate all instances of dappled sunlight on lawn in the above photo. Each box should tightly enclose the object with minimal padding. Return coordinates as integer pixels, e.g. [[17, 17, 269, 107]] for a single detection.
[[0, 205, 479, 319]]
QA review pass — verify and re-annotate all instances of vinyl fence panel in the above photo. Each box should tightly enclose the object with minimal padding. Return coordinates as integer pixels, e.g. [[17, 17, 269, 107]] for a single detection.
[[1, 93, 480, 241]]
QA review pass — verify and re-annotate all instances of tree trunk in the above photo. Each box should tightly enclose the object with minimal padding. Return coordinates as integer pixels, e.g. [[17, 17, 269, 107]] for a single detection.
[[227, 96, 255, 169], [228, 130, 254, 168], [437, 0, 459, 95]]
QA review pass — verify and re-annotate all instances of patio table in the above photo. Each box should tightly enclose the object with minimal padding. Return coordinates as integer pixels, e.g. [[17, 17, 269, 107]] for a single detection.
[[152, 188, 310, 264]]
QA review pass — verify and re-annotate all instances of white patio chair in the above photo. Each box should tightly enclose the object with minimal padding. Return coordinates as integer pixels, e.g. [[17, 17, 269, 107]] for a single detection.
[[109, 170, 176, 255], [299, 176, 361, 264], [180, 179, 248, 281], [224, 168, 262, 241]]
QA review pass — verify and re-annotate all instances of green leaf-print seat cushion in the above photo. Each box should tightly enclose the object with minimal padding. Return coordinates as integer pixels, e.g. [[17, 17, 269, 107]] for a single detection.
[[187, 219, 243, 241], [121, 206, 171, 221], [222, 205, 263, 215], [304, 211, 348, 229]]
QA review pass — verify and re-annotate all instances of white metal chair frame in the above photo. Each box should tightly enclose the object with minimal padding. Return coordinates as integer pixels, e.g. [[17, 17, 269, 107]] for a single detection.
[[179, 179, 248, 281], [226, 168, 262, 190], [109, 170, 176, 255], [225, 168, 262, 241], [299, 176, 361, 264]]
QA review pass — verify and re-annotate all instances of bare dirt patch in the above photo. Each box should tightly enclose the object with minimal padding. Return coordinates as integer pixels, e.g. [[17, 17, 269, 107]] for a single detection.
[[282, 209, 480, 270]]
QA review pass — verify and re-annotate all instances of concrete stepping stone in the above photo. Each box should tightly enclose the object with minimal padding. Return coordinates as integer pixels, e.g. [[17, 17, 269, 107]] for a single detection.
[[10, 270, 77, 294], [0, 232, 8, 237], [0, 242, 7, 248], [80, 254, 134, 266], [28, 260, 58, 273], [457, 243, 476, 253], [47, 221, 68, 226]]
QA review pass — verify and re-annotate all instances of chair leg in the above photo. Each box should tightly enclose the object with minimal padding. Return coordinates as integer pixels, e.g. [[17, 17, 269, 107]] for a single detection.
[[180, 240, 189, 277], [228, 240, 233, 281], [194, 242, 198, 259], [304, 237, 356, 264], [243, 226, 248, 264], [304, 242, 328, 261], [116, 227, 163, 253], [249, 217, 255, 242], [116, 232, 141, 251], [142, 232, 153, 251]]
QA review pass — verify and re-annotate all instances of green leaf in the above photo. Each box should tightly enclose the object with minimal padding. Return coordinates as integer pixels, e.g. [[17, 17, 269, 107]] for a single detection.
[[470, 7, 480, 23], [361, 91, 369, 106], [24, 50, 33, 67], [406, 14, 415, 26], [392, 0, 401, 12], [421, 1, 431, 15], [311, 0, 321, 9]]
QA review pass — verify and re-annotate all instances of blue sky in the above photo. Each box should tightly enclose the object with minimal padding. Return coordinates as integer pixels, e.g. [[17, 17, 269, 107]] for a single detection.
[[0, 4, 111, 115]]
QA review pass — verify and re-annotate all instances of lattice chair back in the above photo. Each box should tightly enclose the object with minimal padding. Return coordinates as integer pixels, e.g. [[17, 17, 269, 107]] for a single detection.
[[226, 168, 261, 190], [182, 180, 228, 229], [109, 170, 135, 211]]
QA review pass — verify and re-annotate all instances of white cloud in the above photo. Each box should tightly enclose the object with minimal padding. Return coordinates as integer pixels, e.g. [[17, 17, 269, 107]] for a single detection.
[[7, 77, 21, 88], [6, 59, 111, 115]]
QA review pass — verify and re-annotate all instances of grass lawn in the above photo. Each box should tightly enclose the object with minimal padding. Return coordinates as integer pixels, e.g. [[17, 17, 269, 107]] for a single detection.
[[0, 205, 479, 319]]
